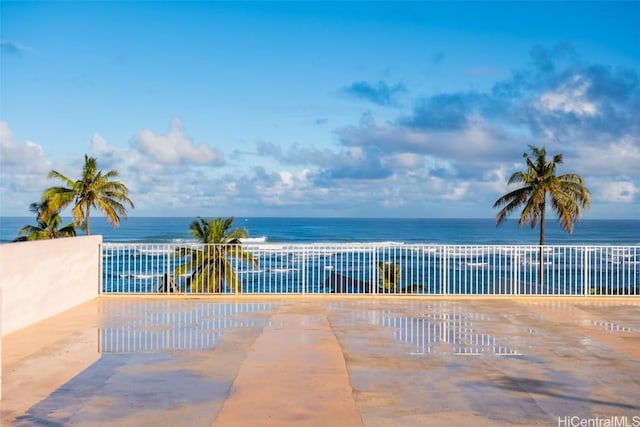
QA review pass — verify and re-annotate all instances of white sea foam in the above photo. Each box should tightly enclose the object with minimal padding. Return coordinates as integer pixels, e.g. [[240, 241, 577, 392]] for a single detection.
[[243, 241, 407, 254], [170, 238, 198, 244], [237, 269, 266, 275], [119, 273, 160, 280], [464, 261, 489, 267], [520, 260, 553, 266], [137, 248, 172, 255], [269, 267, 299, 273], [241, 236, 267, 243]]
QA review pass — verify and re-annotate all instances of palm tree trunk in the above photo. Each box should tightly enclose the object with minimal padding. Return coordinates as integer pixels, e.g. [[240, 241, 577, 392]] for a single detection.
[[539, 200, 545, 288], [85, 205, 91, 235]]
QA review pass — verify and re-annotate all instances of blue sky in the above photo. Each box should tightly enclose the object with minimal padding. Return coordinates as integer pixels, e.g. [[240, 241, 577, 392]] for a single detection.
[[1, 1, 639, 219]]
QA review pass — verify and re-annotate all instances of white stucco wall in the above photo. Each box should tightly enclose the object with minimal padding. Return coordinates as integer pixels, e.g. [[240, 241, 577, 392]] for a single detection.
[[0, 287, 3, 399], [0, 235, 102, 336]]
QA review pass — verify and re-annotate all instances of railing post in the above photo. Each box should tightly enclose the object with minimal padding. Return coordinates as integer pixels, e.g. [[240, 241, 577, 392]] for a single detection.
[[372, 245, 378, 295], [512, 246, 519, 296], [583, 247, 590, 297], [442, 246, 448, 296], [302, 245, 307, 294], [98, 242, 103, 295]]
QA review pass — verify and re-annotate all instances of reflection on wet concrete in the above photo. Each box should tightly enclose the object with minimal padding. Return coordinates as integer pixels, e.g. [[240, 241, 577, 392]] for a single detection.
[[2, 299, 277, 426], [380, 311, 521, 356], [327, 299, 640, 426], [3, 298, 640, 427], [13, 352, 238, 426], [591, 320, 636, 333], [327, 301, 521, 356], [99, 300, 274, 352]]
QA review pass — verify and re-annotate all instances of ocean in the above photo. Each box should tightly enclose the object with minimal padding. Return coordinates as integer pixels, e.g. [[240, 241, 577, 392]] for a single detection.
[[1, 216, 638, 246]]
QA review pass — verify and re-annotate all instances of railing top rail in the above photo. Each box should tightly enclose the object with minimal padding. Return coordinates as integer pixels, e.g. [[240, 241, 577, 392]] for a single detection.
[[101, 242, 640, 249]]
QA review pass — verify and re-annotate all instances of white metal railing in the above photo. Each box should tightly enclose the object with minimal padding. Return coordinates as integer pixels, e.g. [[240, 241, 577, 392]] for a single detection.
[[101, 243, 639, 296]]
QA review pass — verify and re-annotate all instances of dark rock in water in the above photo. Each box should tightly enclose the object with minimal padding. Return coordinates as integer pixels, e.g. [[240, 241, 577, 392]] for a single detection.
[[157, 273, 180, 293], [323, 272, 374, 293]]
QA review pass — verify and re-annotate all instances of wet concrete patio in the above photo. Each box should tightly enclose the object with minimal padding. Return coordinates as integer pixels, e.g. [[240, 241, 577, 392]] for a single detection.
[[1, 297, 639, 426]]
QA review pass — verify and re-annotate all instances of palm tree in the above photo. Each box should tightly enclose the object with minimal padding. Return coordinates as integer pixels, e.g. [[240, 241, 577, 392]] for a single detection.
[[494, 145, 590, 284], [378, 261, 401, 292], [42, 154, 134, 235], [376, 260, 426, 294], [175, 217, 257, 293], [14, 201, 77, 241]]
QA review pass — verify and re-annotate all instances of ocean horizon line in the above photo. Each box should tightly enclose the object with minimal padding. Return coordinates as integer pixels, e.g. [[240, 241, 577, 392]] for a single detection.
[[2, 215, 638, 221], [2, 217, 638, 246]]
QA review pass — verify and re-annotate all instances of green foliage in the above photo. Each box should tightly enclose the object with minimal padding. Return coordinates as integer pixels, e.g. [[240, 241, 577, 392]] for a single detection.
[[590, 287, 638, 296], [494, 145, 590, 246], [15, 201, 76, 241], [375, 261, 429, 293], [42, 154, 134, 235], [175, 217, 257, 293], [378, 261, 401, 292]]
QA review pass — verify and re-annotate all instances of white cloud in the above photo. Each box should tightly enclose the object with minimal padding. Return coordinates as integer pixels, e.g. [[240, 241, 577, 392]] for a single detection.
[[384, 153, 423, 170], [84, 129, 230, 215], [279, 170, 294, 186], [0, 122, 50, 173], [379, 177, 408, 209], [0, 122, 60, 215], [591, 179, 638, 203], [0, 121, 13, 147], [132, 118, 225, 165], [441, 182, 469, 201], [537, 75, 597, 116], [339, 115, 518, 168], [225, 182, 238, 195], [572, 137, 640, 177], [4, 47, 638, 219], [90, 133, 112, 155], [0, 122, 53, 187], [254, 169, 317, 206], [483, 165, 511, 193]]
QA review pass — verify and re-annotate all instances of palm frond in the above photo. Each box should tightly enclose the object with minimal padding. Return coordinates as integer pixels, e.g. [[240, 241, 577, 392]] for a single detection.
[[494, 145, 590, 246], [42, 154, 133, 235], [176, 217, 257, 293]]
